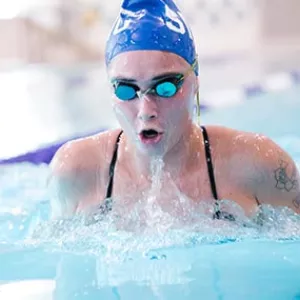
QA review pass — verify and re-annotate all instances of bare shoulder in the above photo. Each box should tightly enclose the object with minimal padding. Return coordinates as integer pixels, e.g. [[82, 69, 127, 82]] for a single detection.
[[205, 125, 300, 213], [201, 125, 252, 159], [48, 129, 122, 217], [50, 129, 122, 176], [204, 125, 284, 158]]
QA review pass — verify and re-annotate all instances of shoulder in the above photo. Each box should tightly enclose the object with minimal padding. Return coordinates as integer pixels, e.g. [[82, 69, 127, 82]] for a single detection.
[[205, 125, 300, 212], [202, 125, 266, 188], [203, 125, 284, 159], [48, 129, 122, 217], [50, 129, 122, 177], [204, 125, 294, 176]]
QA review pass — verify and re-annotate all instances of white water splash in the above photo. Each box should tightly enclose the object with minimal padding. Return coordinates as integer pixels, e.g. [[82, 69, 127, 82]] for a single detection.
[[0, 160, 299, 260]]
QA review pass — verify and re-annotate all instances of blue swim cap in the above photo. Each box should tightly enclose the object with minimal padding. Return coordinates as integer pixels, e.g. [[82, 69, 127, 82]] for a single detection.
[[105, 0, 198, 75]]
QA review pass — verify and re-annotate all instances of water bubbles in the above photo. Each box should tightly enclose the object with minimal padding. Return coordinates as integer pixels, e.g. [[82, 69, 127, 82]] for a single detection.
[[8, 222, 14, 231], [254, 133, 265, 141], [11, 207, 22, 216], [254, 143, 260, 151], [1, 161, 300, 275]]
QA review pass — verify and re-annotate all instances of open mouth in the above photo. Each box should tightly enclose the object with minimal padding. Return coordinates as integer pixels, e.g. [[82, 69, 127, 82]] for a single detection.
[[139, 129, 163, 144], [141, 129, 160, 139]]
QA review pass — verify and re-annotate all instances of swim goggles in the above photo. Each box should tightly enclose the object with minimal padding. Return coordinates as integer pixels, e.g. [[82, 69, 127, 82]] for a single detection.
[[112, 73, 187, 101], [111, 59, 198, 101], [111, 59, 201, 123]]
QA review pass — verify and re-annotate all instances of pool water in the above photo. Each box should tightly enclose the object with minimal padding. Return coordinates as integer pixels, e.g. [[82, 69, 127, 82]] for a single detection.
[[1, 86, 300, 299]]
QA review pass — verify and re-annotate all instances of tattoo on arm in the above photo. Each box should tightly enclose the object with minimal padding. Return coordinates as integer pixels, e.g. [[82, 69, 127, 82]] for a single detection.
[[274, 160, 298, 191], [274, 159, 300, 209]]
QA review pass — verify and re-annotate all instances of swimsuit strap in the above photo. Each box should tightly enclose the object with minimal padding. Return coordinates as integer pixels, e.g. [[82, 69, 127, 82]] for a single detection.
[[102, 127, 235, 221], [106, 127, 218, 202], [105, 130, 123, 199], [201, 126, 219, 200], [201, 126, 237, 221]]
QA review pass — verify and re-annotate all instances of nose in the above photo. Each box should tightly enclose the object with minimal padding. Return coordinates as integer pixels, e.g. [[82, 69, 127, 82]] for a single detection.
[[137, 95, 158, 121]]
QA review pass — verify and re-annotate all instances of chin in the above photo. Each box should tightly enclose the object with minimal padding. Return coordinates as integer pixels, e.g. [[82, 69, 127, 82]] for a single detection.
[[137, 143, 166, 158]]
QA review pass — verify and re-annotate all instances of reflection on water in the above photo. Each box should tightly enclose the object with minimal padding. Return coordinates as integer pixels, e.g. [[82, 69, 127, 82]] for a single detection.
[[1, 223, 300, 299]]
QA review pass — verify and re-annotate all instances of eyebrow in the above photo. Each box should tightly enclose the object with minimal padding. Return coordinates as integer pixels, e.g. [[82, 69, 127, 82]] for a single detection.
[[111, 72, 182, 84]]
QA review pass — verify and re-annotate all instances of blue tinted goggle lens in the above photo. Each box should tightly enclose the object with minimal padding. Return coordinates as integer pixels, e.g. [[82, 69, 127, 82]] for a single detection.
[[113, 75, 183, 101], [115, 85, 137, 101]]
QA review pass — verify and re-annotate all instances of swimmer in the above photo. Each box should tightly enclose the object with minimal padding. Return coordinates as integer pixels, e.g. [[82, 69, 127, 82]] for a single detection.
[[49, 0, 300, 221]]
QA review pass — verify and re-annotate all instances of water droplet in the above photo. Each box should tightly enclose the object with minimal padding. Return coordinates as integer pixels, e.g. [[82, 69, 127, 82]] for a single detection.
[[11, 207, 22, 215]]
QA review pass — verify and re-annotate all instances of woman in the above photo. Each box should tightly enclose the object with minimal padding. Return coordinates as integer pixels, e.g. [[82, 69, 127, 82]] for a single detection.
[[50, 0, 300, 222]]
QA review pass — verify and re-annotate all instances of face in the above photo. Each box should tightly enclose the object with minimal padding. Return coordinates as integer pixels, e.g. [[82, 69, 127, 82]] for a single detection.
[[107, 50, 198, 157]]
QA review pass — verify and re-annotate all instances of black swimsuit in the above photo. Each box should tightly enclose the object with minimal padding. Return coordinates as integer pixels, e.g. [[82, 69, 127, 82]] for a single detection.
[[101, 126, 236, 221]]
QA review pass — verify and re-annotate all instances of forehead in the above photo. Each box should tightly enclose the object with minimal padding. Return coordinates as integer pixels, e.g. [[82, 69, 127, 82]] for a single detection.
[[107, 50, 190, 80]]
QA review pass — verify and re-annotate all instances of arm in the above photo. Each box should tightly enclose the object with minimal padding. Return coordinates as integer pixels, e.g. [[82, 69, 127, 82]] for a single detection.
[[251, 137, 300, 214], [48, 141, 99, 218], [48, 130, 121, 218], [48, 142, 83, 218]]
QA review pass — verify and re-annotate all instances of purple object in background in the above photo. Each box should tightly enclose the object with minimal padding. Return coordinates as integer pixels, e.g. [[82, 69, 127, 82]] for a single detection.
[[0, 129, 106, 166], [0, 104, 209, 166], [0, 142, 65, 165]]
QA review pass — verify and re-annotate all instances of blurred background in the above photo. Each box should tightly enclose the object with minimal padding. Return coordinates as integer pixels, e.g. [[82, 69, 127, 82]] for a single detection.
[[0, 0, 300, 159]]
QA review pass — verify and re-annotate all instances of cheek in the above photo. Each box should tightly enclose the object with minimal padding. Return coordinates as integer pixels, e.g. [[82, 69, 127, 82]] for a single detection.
[[162, 89, 192, 120], [112, 99, 137, 125], [178, 85, 195, 117]]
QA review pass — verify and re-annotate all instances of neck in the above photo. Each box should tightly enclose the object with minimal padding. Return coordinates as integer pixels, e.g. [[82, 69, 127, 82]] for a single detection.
[[122, 123, 203, 180]]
